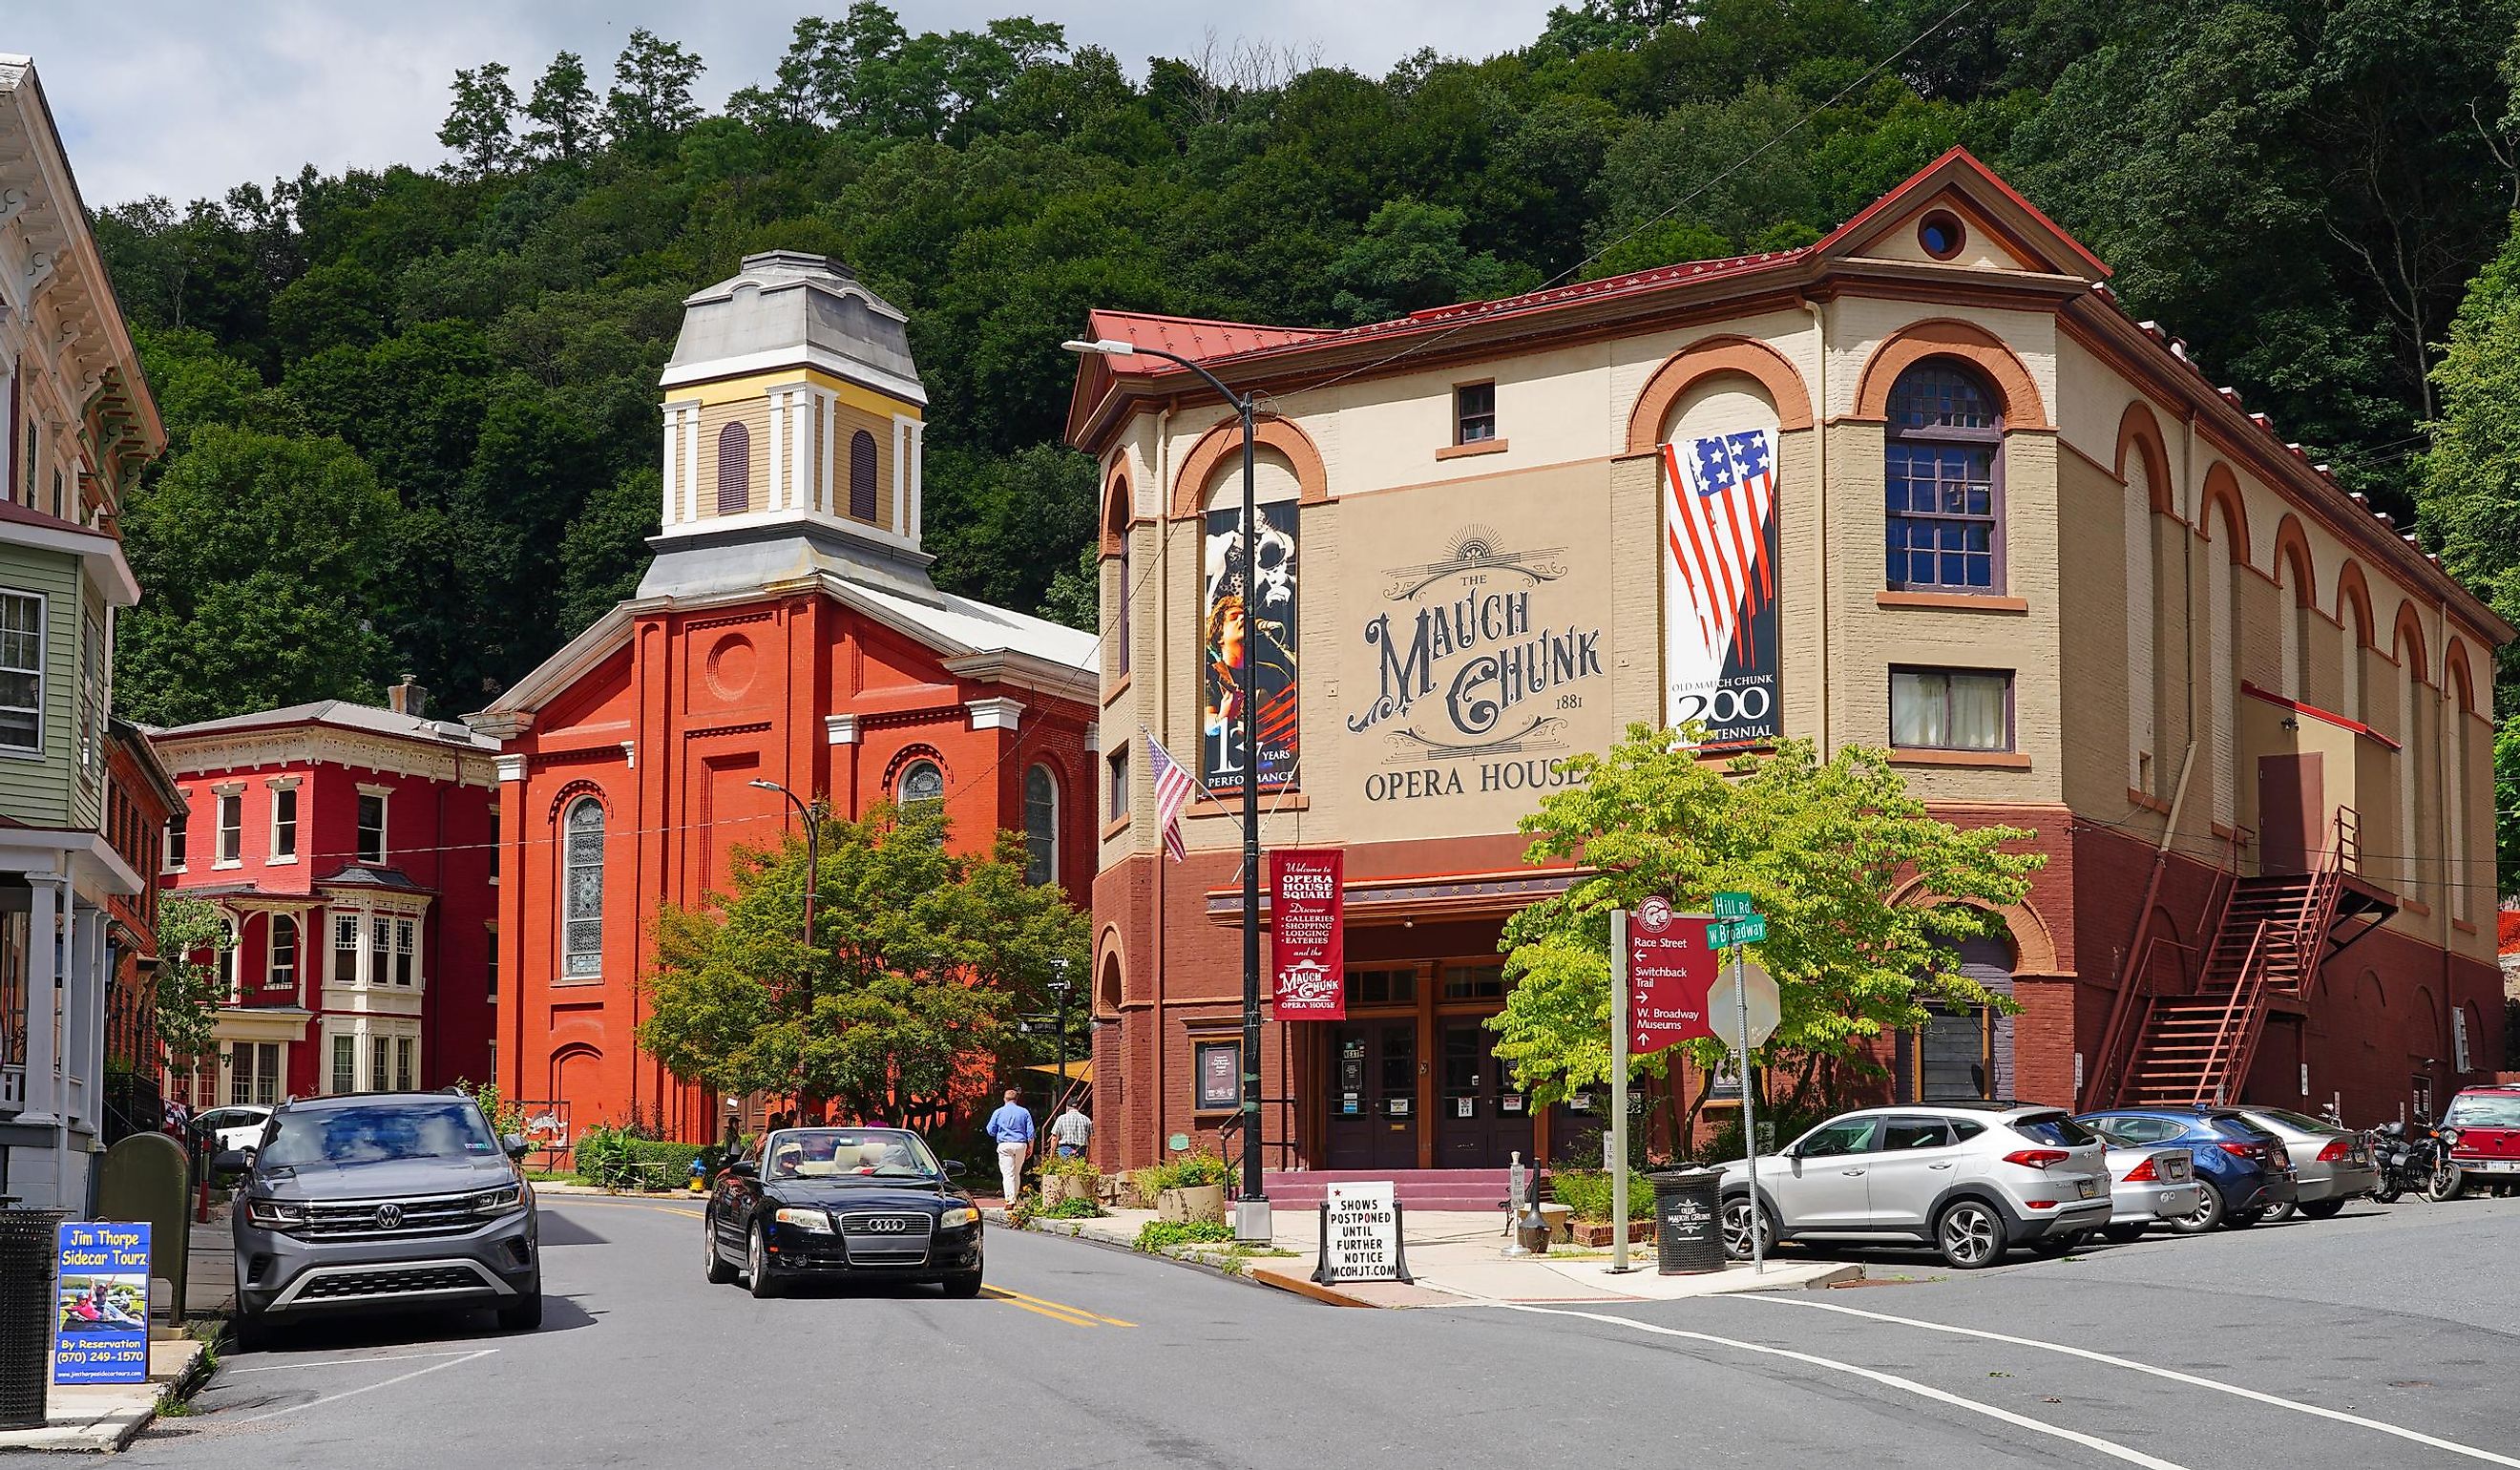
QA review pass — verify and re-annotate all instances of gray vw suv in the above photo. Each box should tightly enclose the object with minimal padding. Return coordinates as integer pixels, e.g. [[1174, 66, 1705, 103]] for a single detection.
[[223, 1091, 540, 1350]]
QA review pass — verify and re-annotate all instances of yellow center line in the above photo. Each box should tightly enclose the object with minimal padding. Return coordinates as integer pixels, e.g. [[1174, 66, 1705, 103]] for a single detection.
[[985, 1285, 1137, 1328], [987, 1292, 1103, 1328]]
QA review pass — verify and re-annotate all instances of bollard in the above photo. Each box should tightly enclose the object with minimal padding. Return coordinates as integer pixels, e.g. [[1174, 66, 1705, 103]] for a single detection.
[[1647, 1168, 1725, 1275], [0, 1208, 66, 1429]]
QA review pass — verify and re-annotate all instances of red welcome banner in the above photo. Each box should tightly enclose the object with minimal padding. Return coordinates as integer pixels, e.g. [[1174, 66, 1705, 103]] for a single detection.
[[1270, 849, 1345, 1019], [1628, 897, 1718, 1053]]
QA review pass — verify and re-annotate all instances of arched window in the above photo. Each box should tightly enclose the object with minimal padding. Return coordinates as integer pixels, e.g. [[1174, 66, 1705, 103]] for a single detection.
[[849, 430, 878, 521], [1023, 765, 1059, 886], [561, 798, 605, 977], [896, 758, 945, 846], [1884, 363, 2002, 592], [716, 422, 750, 515]]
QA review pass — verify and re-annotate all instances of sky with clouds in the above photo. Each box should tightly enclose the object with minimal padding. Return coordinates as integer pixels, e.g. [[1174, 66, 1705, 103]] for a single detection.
[[12, 2, 1565, 210]]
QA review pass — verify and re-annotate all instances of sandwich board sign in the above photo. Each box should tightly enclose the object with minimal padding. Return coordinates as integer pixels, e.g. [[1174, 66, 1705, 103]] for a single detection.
[[1312, 1180, 1412, 1285]]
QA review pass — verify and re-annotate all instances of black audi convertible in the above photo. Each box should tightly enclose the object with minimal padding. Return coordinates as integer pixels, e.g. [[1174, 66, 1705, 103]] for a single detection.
[[702, 1126, 983, 1298]]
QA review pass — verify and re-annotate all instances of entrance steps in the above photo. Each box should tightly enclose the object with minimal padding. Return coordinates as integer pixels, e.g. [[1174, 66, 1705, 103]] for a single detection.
[[1261, 1168, 1527, 1212]]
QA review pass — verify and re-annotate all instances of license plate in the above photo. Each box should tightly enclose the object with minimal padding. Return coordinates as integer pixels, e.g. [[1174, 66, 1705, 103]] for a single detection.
[[2474, 1159, 2520, 1174], [2076, 1177, 2099, 1199]]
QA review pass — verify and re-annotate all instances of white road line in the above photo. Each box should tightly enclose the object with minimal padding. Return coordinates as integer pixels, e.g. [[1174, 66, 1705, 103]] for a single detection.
[[1751, 1296, 2520, 1469], [222, 1351, 487, 1375], [225, 1348, 498, 1424], [1493, 1301, 2187, 1470]]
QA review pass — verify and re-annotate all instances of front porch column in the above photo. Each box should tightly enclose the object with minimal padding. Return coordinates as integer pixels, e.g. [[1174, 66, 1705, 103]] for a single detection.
[[17, 873, 61, 1126], [66, 906, 103, 1132]]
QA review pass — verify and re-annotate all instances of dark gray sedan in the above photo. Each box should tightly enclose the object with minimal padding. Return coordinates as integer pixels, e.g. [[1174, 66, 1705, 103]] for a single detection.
[[2237, 1106, 2379, 1219]]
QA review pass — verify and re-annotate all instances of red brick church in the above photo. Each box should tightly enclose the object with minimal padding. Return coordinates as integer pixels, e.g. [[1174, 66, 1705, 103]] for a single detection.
[[469, 252, 1097, 1143]]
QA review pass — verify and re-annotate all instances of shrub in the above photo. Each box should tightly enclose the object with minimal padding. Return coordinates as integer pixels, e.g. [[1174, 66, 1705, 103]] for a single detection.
[[1549, 1168, 1656, 1222], [1040, 1196, 1102, 1219], [1136, 1149, 1232, 1195], [1135, 1218, 1235, 1251], [1040, 1153, 1098, 1179], [576, 1124, 724, 1188]]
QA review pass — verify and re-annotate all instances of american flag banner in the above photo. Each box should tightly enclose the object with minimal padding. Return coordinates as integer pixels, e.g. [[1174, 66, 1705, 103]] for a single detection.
[[1662, 426, 1782, 744], [1143, 727, 1198, 863]]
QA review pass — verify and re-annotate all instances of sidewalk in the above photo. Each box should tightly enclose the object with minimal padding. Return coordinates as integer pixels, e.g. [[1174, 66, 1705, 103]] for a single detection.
[[994, 1202, 1857, 1306]]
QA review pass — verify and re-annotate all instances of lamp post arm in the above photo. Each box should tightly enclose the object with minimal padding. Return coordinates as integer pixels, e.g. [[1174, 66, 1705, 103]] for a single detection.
[[1119, 344, 1250, 415]]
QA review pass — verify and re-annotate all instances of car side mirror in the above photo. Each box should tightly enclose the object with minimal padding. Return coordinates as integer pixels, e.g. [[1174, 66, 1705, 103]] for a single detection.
[[503, 1134, 530, 1159], [724, 1159, 758, 1179], [211, 1148, 252, 1182], [943, 1160, 966, 1178]]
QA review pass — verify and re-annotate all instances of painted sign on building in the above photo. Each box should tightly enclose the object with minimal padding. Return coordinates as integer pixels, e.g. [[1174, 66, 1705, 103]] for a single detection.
[[1202, 501, 1299, 794], [1270, 848, 1345, 1019], [1662, 427, 1781, 744]]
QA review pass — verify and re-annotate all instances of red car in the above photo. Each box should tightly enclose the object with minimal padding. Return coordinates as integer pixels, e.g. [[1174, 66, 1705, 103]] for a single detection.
[[2442, 1085, 2520, 1191]]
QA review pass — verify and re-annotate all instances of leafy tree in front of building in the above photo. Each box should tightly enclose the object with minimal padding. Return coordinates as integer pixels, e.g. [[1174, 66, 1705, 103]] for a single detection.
[[153, 896, 230, 1077], [638, 804, 1087, 1127], [1488, 724, 2047, 1139]]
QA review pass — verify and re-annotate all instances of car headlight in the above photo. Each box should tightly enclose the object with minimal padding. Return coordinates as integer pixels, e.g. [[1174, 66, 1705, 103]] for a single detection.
[[773, 1207, 833, 1233], [471, 1185, 525, 1217], [2439, 1127, 2463, 1147], [245, 1198, 307, 1231], [939, 1206, 979, 1229]]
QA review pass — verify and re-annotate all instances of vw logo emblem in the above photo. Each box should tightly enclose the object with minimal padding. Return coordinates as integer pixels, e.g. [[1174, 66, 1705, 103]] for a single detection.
[[374, 1203, 404, 1229]]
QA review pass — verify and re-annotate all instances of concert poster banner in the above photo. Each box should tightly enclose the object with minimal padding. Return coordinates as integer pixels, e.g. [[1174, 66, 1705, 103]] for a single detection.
[[1202, 500, 1299, 793], [1269, 848, 1345, 1019], [1662, 425, 1781, 745]]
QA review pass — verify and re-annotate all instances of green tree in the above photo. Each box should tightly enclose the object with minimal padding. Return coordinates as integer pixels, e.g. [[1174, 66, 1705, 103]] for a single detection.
[[638, 804, 1088, 1124], [116, 428, 404, 724], [558, 466, 663, 636], [522, 51, 600, 162], [154, 896, 231, 1073], [1489, 725, 2047, 1130], [606, 29, 705, 150], [1326, 199, 1539, 323], [439, 62, 521, 178]]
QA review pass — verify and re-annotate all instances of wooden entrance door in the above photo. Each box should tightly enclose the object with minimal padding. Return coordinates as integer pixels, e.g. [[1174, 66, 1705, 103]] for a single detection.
[[2258, 752, 2324, 874], [1323, 1021, 1418, 1169], [1435, 1021, 1534, 1167]]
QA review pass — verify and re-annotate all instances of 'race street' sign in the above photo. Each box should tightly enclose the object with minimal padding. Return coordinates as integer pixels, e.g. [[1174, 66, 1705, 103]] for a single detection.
[[1313, 1181, 1412, 1285]]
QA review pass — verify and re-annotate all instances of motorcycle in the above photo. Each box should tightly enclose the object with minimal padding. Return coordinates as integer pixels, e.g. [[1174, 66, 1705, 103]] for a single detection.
[[2368, 1119, 2464, 1204]]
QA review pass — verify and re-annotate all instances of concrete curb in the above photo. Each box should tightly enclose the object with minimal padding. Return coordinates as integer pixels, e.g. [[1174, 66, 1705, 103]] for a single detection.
[[981, 1208, 1306, 1297]]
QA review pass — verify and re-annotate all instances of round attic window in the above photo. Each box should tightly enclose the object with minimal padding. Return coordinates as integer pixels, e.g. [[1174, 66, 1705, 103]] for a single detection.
[[1919, 210, 1965, 262]]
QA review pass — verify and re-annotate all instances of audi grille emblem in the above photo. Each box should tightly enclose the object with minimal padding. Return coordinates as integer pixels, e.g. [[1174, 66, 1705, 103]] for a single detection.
[[374, 1204, 405, 1229], [863, 1216, 917, 1233]]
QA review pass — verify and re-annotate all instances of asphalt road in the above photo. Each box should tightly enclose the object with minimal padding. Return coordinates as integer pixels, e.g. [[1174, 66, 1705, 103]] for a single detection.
[[124, 1190, 2520, 1469]]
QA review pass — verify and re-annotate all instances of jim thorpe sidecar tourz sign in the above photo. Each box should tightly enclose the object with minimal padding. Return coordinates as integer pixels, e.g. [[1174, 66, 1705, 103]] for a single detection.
[[54, 1221, 151, 1386]]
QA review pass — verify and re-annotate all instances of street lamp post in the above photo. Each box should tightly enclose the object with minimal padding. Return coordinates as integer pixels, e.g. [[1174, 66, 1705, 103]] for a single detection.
[[1062, 335, 1269, 1242], [747, 779, 819, 954], [1047, 956, 1072, 1135]]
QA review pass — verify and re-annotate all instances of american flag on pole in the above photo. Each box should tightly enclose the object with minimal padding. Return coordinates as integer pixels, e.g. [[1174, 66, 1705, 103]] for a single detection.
[[1143, 727, 1198, 863], [1662, 429, 1779, 665]]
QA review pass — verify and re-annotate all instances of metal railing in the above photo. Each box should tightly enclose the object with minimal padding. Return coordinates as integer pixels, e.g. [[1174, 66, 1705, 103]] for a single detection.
[[2196, 919, 2272, 1106], [2088, 821, 2248, 1107], [1215, 1099, 1301, 1191]]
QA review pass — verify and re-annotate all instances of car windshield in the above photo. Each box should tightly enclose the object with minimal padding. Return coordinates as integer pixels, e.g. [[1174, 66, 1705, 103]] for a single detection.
[[257, 1102, 501, 1169], [2009, 1112, 2098, 1147], [2444, 1095, 2520, 1128], [2245, 1108, 2335, 1133], [762, 1128, 942, 1181]]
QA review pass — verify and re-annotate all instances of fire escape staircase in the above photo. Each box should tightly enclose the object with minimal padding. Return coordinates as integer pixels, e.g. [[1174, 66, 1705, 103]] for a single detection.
[[2093, 809, 2396, 1109]]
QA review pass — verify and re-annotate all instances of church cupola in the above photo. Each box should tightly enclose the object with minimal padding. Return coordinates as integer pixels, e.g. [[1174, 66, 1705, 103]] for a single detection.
[[654, 251, 926, 553]]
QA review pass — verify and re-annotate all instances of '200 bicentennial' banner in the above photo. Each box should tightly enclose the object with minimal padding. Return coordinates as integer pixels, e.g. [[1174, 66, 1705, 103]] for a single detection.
[[1270, 848, 1345, 1019], [1662, 426, 1780, 745]]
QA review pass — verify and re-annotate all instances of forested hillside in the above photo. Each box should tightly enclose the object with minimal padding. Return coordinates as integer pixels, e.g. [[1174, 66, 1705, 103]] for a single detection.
[[91, 0, 2520, 750]]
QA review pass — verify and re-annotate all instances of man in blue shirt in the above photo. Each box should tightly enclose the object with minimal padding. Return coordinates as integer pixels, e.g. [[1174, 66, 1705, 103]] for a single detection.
[[985, 1088, 1036, 1202]]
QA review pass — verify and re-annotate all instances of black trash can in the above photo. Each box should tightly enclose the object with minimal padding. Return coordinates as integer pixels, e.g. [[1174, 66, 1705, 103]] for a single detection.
[[1648, 1169, 1725, 1275], [0, 1208, 65, 1430]]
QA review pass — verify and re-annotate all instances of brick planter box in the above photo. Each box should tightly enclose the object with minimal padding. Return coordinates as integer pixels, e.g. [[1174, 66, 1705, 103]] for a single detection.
[[1568, 1219, 1656, 1248]]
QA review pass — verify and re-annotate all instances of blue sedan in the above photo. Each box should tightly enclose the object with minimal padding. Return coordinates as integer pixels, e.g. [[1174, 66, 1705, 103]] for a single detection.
[[2075, 1107, 2297, 1231]]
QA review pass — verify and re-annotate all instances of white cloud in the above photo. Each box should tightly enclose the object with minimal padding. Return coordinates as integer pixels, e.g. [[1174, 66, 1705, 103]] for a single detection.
[[12, 1, 1560, 208]]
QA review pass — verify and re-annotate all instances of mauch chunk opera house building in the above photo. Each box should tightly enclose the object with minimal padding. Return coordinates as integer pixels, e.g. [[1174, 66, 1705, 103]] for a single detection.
[[1070, 149, 2509, 1186]]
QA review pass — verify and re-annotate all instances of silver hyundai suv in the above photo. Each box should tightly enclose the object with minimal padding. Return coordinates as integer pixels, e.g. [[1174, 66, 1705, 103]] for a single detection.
[[222, 1091, 540, 1350], [1718, 1101, 2112, 1269]]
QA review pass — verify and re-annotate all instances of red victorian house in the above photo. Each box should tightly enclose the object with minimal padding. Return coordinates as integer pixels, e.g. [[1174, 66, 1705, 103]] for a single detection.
[[467, 251, 1098, 1144], [151, 683, 501, 1107]]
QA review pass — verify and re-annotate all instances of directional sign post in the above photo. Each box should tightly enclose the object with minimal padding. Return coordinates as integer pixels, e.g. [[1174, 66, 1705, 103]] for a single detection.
[[1709, 892, 1768, 1274]]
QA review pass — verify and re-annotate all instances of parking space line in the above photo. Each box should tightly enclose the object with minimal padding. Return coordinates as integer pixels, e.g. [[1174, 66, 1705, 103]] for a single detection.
[[222, 1351, 487, 1375], [1750, 1296, 2520, 1468], [986, 1285, 1137, 1327], [1494, 1301, 2186, 1468], [225, 1348, 498, 1424]]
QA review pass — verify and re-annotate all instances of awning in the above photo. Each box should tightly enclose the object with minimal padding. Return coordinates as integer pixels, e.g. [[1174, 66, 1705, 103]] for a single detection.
[[1024, 1060, 1092, 1083]]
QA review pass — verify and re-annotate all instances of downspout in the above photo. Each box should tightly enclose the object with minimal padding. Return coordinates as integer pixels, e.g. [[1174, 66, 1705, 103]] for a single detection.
[[1151, 402, 1172, 1166], [1802, 298, 1828, 758]]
